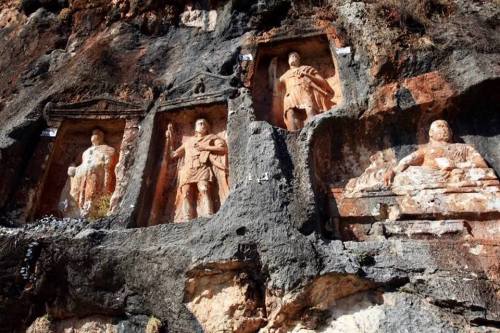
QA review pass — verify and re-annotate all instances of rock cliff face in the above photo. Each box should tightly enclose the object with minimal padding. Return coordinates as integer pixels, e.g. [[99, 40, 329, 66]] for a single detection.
[[0, 0, 499, 332]]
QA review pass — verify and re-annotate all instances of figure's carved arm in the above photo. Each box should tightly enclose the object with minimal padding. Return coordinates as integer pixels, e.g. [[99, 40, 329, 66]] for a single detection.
[[165, 123, 184, 159], [456, 146, 488, 169], [103, 150, 113, 166], [211, 138, 227, 154], [196, 138, 227, 154], [384, 149, 424, 186], [298, 66, 334, 96], [171, 145, 185, 159], [309, 73, 335, 95], [395, 150, 425, 173]]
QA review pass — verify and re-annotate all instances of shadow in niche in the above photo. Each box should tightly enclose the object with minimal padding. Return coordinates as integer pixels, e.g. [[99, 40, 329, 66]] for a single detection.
[[0, 117, 45, 219], [274, 128, 295, 184], [446, 79, 500, 173]]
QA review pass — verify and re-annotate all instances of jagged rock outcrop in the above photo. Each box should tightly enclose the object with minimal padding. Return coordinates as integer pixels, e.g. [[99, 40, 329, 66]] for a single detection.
[[0, 0, 499, 332]]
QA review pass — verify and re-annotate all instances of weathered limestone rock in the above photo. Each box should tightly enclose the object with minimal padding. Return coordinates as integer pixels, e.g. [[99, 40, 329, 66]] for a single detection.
[[262, 274, 374, 332], [184, 263, 266, 333], [27, 315, 117, 333], [109, 119, 140, 214], [180, 5, 217, 32]]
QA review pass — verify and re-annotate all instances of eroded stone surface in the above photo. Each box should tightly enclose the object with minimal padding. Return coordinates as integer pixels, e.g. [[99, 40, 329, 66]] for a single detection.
[[27, 315, 117, 333], [180, 6, 217, 32], [184, 263, 266, 333]]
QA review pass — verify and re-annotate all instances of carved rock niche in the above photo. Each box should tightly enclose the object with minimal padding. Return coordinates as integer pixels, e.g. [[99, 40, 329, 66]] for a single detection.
[[250, 34, 343, 130], [140, 103, 229, 226], [312, 118, 500, 242], [33, 119, 126, 220]]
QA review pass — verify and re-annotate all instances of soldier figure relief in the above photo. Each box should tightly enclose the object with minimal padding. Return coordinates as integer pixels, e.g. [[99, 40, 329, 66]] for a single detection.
[[165, 118, 229, 222], [269, 51, 335, 131]]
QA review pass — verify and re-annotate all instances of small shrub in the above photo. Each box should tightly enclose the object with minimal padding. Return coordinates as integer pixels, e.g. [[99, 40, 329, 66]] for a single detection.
[[88, 194, 111, 220]]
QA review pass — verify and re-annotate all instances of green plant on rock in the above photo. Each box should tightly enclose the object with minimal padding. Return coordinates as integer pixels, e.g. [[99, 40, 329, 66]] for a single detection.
[[88, 194, 112, 221]]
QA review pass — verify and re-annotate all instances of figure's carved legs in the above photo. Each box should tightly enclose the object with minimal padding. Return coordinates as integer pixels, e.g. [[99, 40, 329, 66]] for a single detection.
[[304, 106, 317, 123], [197, 180, 214, 218], [180, 184, 196, 221], [284, 108, 304, 131]]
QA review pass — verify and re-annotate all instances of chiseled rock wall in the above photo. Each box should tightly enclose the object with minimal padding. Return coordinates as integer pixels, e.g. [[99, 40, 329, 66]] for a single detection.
[[0, 0, 498, 332]]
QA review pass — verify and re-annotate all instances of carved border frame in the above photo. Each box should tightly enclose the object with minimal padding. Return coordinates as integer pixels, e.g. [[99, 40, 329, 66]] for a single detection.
[[44, 95, 148, 122]]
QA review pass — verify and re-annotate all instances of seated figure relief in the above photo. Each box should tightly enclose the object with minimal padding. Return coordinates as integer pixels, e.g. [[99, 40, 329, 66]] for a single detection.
[[336, 119, 500, 240], [345, 120, 499, 198], [270, 51, 335, 131], [384, 119, 497, 193], [59, 129, 118, 218], [165, 118, 229, 222]]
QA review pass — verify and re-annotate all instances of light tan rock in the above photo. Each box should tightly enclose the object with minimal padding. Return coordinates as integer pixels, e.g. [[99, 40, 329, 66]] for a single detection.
[[27, 315, 117, 333], [26, 316, 54, 333], [145, 316, 162, 333], [185, 266, 265, 333], [109, 119, 139, 214], [180, 6, 217, 31]]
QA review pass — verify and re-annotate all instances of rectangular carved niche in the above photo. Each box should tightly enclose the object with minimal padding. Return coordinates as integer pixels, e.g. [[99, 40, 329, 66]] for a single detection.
[[251, 34, 343, 129], [139, 103, 229, 227], [32, 119, 125, 219]]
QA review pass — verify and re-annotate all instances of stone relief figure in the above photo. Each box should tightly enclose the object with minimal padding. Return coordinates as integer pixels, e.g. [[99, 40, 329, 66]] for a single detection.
[[384, 119, 494, 191], [166, 118, 229, 222], [343, 150, 396, 196], [345, 120, 498, 197], [270, 51, 335, 131], [61, 129, 118, 218]]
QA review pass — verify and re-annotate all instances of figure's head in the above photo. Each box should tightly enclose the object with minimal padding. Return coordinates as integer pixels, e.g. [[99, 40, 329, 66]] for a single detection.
[[91, 129, 105, 146], [288, 52, 301, 67], [429, 120, 452, 143], [194, 118, 210, 135]]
